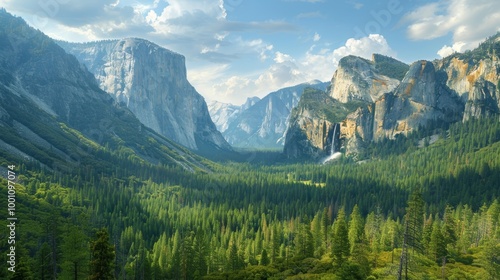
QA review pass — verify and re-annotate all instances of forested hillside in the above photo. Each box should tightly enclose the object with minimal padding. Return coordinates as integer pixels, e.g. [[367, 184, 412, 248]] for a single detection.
[[1, 116, 499, 279]]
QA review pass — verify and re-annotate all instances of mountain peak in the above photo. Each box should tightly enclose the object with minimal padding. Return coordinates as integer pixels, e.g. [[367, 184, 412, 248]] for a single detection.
[[0, 9, 211, 170], [330, 54, 402, 103], [305, 79, 324, 85], [241, 96, 261, 110], [59, 38, 231, 153]]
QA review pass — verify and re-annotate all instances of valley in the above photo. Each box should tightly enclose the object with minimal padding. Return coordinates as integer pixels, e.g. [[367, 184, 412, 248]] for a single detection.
[[0, 7, 499, 280]]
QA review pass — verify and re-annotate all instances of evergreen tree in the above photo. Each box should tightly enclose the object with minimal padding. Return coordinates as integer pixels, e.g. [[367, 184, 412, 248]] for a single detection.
[[422, 215, 434, 255], [61, 226, 89, 280], [193, 230, 209, 279], [311, 211, 325, 257], [228, 238, 241, 271], [35, 242, 52, 280], [270, 224, 281, 263], [350, 241, 371, 278], [170, 229, 182, 278], [90, 228, 115, 280], [322, 207, 331, 250], [10, 256, 33, 280], [260, 249, 270, 266], [180, 233, 195, 280], [429, 221, 447, 264], [442, 205, 457, 250], [332, 208, 350, 268], [481, 239, 500, 280], [348, 205, 364, 253], [398, 191, 425, 280], [405, 191, 425, 253], [294, 221, 314, 260], [365, 207, 383, 268]]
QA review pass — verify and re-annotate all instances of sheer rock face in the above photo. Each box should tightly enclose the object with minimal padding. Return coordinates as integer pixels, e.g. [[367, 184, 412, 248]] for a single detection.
[[329, 55, 401, 103], [436, 54, 500, 120], [340, 105, 374, 156], [372, 60, 464, 141], [283, 89, 349, 159], [59, 39, 231, 152], [464, 79, 499, 120], [284, 46, 500, 158]]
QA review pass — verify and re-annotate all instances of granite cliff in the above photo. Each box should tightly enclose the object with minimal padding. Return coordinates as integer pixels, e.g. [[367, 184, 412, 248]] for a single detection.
[[0, 10, 211, 170], [59, 39, 231, 153], [284, 35, 500, 159]]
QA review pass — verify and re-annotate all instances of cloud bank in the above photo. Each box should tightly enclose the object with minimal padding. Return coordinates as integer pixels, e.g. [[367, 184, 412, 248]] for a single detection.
[[402, 0, 500, 57]]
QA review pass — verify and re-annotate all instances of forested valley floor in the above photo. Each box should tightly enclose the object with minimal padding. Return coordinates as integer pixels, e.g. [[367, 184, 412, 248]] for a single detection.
[[1, 117, 500, 279]]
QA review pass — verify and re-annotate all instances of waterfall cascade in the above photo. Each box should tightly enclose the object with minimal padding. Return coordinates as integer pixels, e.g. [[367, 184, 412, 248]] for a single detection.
[[321, 123, 341, 164], [330, 123, 337, 155]]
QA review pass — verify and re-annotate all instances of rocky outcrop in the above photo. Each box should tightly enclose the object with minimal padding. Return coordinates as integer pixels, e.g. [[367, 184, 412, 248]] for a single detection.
[[329, 55, 404, 103], [340, 105, 374, 155], [283, 88, 353, 159], [435, 40, 500, 120], [373, 60, 463, 140], [464, 78, 499, 120], [59, 39, 231, 152], [285, 55, 409, 159], [285, 48, 497, 158]]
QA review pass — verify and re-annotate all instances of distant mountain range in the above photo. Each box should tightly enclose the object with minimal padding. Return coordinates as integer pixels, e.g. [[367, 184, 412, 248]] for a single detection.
[[209, 81, 329, 149], [0, 8, 499, 164], [208, 96, 261, 134]]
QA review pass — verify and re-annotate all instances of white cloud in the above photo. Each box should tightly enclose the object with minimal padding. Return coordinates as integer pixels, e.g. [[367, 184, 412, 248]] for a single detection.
[[3, 0, 154, 40], [198, 34, 395, 105], [212, 75, 253, 103], [255, 61, 305, 90], [260, 45, 274, 61], [332, 34, 395, 65], [437, 41, 467, 58], [402, 0, 500, 57], [3, 1, 398, 106], [274, 52, 295, 63], [4, 0, 294, 63], [207, 60, 307, 105], [437, 45, 455, 58], [313, 32, 321, 42]]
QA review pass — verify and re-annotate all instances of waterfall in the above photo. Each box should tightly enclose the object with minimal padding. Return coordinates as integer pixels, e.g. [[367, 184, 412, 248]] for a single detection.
[[330, 123, 337, 155], [321, 123, 341, 164]]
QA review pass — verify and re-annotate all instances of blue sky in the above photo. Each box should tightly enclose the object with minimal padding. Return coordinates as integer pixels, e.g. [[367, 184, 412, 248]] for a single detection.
[[3, 0, 499, 104]]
